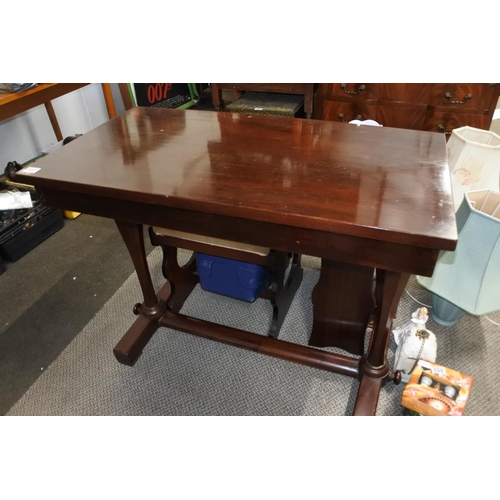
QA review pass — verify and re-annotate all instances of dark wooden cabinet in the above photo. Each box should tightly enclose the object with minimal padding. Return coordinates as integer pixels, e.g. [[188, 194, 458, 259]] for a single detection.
[[315, 83, 499, 137]]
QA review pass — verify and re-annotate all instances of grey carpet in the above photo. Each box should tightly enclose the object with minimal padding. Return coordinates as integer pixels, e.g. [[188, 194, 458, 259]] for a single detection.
[[8, 249, 500, 416], [0, 215, 154, 415]]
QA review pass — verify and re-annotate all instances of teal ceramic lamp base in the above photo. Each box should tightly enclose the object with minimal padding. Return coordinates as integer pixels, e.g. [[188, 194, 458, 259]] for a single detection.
[[430, 293, 467, 327], [417, 189, 500, 328]]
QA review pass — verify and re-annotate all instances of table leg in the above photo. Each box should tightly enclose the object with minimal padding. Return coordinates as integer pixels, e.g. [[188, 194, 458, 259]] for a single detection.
[[353, 270, 409, 415], [211, 84, 222, 111], [116, 221, 165, 315], [113, 220, 167, 365], [44, 101, 63, 142], [113, 281, 171, 365], [309, 259, 375, 355], [353, 376, 384, 416], [156, 241, 199, 314], [366, 270, 409, 368], [304, 87, 314, 119]]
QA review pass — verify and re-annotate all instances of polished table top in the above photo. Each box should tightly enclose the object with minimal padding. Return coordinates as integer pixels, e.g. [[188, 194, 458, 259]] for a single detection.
[[17, 107, 457, 250]]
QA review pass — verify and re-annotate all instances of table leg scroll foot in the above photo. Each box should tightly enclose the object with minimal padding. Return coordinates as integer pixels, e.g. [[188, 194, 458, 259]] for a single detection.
[[353, 355, 394, 415], [113, 315, 160, 366], [353, 375, 384, 416], [113, 281, 171, 365]]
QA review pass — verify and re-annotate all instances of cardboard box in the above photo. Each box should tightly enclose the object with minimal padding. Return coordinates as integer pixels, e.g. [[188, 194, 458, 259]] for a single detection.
[[401, 359, 473, 416]]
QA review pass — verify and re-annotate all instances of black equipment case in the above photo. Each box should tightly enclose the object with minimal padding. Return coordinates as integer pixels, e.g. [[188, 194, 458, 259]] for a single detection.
[[0, 202, 64, 262]]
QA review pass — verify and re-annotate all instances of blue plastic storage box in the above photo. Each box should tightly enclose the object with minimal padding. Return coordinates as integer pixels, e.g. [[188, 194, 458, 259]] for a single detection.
[[196, 253, 269, 302]]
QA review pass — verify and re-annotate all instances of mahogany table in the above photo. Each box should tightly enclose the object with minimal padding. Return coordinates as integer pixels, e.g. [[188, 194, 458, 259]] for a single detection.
[[15, 107, 458, 415]]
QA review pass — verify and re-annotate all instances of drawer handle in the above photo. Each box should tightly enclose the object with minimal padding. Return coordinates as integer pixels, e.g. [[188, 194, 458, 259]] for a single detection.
[[438, 124, 452, 137], [444, 92, 472, 104], [338, 114, 362, 123], [340, 84, 366, 95]]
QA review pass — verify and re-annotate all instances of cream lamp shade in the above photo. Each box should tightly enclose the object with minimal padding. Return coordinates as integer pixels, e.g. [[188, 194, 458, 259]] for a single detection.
[[448, 126, 500, 211], [417, 190, 500, 325]]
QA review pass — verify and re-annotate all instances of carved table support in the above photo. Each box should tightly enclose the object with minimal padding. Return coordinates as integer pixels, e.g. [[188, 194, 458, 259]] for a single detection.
[[113, 220, 167, 365], [367, 270, 410, 368], [113, 282, 171, 366], [309, 259, 375, 355], [353, 270, 410, 415], [154, 238, 199, 314], [265, 252, 303, 339], [115, 220, 165, 316]]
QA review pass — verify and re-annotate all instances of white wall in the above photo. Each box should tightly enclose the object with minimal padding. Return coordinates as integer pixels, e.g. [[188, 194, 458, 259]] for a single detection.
[[0, 83, 125, 168]]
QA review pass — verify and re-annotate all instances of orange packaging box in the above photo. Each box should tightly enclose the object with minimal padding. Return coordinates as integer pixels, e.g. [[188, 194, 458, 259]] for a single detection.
[[401, 359, 473, 416]]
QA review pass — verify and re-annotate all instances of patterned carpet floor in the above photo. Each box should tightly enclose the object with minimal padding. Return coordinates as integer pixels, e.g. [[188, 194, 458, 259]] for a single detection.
[[8, 249, 500, 416]]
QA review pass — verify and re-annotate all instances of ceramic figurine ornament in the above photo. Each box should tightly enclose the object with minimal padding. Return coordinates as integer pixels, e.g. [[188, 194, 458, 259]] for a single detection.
[[393, 307, 429, 345], [393, 307, 437, 383]]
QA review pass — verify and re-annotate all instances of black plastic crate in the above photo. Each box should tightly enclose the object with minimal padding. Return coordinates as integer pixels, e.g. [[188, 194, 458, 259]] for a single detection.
[[0, 203, 64, 262]]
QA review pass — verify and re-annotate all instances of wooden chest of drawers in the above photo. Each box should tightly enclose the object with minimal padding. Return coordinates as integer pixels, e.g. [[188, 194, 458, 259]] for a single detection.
[[315, 83, 500, 137]]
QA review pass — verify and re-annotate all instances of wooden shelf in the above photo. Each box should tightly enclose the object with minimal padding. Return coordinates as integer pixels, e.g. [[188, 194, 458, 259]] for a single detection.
[[0, 83, 117, 141]]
